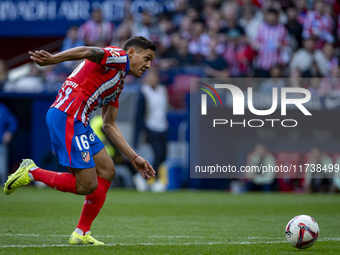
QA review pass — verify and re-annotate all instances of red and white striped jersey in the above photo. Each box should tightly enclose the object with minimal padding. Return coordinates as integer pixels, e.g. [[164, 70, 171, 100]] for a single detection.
[[51, 46, 129, 125], [302, 11, 334, 46], [253, 23, 290, 70], [223, 42, 256, 77]]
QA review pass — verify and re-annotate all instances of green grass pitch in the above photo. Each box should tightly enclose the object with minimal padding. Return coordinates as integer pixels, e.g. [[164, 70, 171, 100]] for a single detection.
[[0, 187, 339, 254]]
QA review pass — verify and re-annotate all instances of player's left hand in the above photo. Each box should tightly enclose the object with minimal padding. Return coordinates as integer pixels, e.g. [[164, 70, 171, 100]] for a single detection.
[[132, 156, 156, 179], [28, 50, 56, 66]]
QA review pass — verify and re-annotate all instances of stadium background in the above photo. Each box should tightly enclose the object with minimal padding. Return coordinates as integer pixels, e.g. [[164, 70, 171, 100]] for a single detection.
[[1, 0, 340, 192]]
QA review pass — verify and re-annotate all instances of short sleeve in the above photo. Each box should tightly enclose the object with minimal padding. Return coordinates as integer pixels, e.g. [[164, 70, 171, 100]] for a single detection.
[[100, 47, 128, 69], [107, 91, 122, 109]]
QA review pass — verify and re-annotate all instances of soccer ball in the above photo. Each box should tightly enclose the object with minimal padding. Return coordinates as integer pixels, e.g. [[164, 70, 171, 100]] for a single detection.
[[285, 215, 319, 249]]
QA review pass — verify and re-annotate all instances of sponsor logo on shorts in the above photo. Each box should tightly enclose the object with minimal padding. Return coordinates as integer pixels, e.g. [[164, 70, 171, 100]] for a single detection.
[[82, 151, 90, 162]]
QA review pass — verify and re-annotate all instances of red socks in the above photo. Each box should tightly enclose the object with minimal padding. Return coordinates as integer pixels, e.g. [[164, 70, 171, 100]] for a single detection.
[[29, 168, 77, 194], [29, 168, 111, 234], [76, 176, 111, 233]]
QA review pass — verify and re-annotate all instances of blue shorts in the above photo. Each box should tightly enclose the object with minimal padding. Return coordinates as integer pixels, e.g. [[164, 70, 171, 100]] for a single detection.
[[46, 108, 104, 169]]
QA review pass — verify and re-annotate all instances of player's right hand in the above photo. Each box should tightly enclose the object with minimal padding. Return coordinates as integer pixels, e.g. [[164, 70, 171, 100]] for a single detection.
[[29, 50, 56, 66]]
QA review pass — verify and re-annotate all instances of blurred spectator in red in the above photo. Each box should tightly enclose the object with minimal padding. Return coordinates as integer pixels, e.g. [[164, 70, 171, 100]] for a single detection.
[[289, 38, 321, 77], [237, 0, 263, 8], [0, 59, 8, 91], [285, 5, 303, 49], [314, 42, 338, 77], [223, 29, 256, 77], [302, 0, 334, 49], [204, 37, 230, 79], [253, 8, 290, 77], [304, 146, 333, 193], [77, 8, 114, 47], [258, 65, 286, 93], [318, 64, 340, 96]]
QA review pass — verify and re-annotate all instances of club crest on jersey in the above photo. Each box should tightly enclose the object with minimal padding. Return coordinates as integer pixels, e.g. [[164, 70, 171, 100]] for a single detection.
[[82, 151, 90, 162], [109, 49, 120, 58]]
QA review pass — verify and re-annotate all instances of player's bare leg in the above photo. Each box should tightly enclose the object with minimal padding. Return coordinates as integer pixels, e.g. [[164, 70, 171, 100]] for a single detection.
[[70, 148, 115, 245], [93, 148, 116, 182], [69, 167, 98, 195]]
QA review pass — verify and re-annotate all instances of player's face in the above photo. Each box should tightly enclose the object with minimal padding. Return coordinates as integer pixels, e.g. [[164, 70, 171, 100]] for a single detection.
[[128, 48, 155, 78]]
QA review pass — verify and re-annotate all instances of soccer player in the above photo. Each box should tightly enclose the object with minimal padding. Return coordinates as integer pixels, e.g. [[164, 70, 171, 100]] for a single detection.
[[4, 36, 156, 245]]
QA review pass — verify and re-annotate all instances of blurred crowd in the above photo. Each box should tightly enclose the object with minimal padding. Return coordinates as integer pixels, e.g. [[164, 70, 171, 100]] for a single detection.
[[232, 143, 340, 193], [2, 0, 340, 101], [2, 0, 340, 193]]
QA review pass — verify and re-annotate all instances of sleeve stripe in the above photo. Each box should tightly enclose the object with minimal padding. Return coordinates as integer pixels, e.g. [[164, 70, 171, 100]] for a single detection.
[[106, 55, 127, 64]]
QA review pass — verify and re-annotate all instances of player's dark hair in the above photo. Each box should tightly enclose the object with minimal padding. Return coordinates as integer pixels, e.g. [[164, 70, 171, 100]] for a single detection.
[[123, 36, 156, 52]]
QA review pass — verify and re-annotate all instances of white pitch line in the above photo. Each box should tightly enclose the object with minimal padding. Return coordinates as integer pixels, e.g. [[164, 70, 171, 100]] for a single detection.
[[1, 233, 340, 241], [0, 233, 283, 239], [0, 233, 206, 238], [0, 238, 339, 248], [0, 242, 284, 248]]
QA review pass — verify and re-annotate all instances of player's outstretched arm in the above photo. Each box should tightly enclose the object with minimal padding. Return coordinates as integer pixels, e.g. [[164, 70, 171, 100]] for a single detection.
[[28, 46, 105, 66], [102, 104, 156, 179]]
